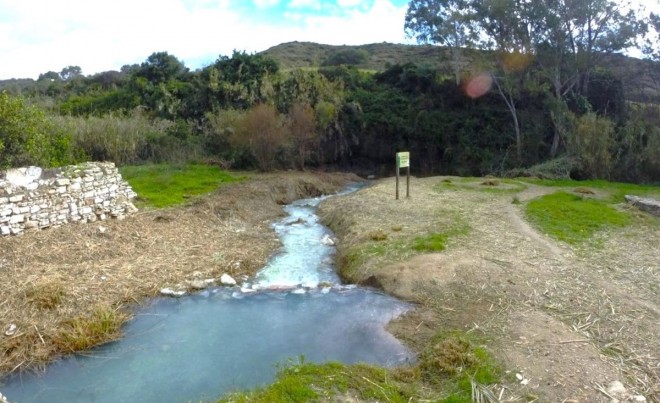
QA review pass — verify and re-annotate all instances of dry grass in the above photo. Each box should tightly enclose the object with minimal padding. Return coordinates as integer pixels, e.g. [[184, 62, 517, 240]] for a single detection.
[[0, 171, 356, 376], [321, 177, 660, 401]]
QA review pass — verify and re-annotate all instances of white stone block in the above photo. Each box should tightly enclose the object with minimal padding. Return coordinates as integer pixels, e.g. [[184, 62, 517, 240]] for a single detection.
[[1, 226, 10, 235], [9, 195, 23, 203], [30, 205, 41, 214], [68, 182, 82, 191], [9, 214, 24, 224], [55, 178, 70, 186]]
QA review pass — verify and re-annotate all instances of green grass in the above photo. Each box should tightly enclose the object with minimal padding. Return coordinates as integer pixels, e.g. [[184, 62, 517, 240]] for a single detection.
[[412, 233, 450, 252], [519, 178, 660, 202], [217, 332, 501, 403], [119, 164, 245, 208], [525, 191, 630, 245]]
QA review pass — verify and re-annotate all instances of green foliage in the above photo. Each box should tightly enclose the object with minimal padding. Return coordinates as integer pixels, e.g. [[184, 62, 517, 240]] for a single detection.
[[53, 110, 191, 165], [119, 163, 244, 208], [525, 191, 630, 244], [322, 48, 369, 67], [412, 233, 450, 251], [566, 113, 615, 179], [0, 92, 75, 168]]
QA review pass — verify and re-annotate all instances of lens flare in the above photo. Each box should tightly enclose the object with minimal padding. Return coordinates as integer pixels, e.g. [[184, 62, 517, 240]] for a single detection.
[[463, 72, 493, 99]]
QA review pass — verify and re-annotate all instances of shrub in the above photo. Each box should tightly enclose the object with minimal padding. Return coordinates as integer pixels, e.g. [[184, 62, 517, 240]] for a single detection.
[[231, 103, 287, 171], [566, 113, 615, 179], [0, 92, 75, 168]]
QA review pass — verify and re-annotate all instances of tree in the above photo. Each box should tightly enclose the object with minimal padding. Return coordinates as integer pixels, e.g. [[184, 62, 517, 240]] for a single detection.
[[405, 0, 477, 85], [60, 66, 82, 81], [233, 103, 285, 171], [137, 52, 188, 84], [286, 102, 317, 169]]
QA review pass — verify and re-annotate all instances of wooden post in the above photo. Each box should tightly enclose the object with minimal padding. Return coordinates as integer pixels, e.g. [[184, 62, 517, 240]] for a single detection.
[[406, 166, 410, 199], [396, 152, 409, 200], [396, 164, 400, 200]]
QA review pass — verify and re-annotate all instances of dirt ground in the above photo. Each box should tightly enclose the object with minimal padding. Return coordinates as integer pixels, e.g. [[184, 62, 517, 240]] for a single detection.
[[0, 171, 358, 377], [319, 176, 659, 402]]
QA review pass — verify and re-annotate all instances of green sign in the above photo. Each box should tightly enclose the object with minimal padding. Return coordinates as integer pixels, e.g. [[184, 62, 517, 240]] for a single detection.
[[396, 152, 410, 168]]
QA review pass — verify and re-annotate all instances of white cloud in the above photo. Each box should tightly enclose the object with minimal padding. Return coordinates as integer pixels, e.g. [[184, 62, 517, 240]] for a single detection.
[[0, 0, 411, 79], [337, 0, 364, 7], [253, 0, 281, 7], [288, 0, 321, 8]]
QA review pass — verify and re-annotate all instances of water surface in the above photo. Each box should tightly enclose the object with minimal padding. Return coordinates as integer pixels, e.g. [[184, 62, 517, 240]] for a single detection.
[[1, 184, 413, 403]]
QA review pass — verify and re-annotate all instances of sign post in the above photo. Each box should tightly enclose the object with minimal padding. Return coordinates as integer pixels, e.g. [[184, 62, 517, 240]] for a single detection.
[[396, 152, 410, 200]]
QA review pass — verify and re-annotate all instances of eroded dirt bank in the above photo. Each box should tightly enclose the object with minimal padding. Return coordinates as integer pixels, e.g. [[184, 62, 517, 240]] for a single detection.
[[319, 176, 659, 402], [0, 171, 358, 376]]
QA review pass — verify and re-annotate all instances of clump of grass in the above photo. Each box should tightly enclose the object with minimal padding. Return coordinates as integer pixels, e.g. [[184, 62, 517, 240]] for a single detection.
[[391, 225, 403, 232], [525, 191, 630, 244], [573, 187, 595, 195], [412, 233, 449, 252], [25, 282, 65, 310], [119, 163, 245, 208], [511, 196, 521, 205], [217, 332, 501, 403], [52, 306, 129, 353], [481, 179, 500, 186], [218, 362, 409, 403], [367, 229, 388, 241], [420, 332, 501, 402]]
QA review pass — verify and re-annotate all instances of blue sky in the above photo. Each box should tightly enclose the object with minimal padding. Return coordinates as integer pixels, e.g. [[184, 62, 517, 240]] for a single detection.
[[0, 0, 412, 80]]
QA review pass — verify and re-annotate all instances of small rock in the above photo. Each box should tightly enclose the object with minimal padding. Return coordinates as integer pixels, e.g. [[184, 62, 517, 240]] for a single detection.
[[220, 273, 237, 286], [320, 287, 331, 294], [191, 271, 203, 279], [160, 288, 186, 297], [0, 390, 10, 403], [633, 396, 646, 402], [188, 279, 207, 290], [100, 275, 107, 281], [4, 324, 17, 336], [97, 226, 106, 235], [291, 288, 307, 295], [240, 287, 256, 293], [321, 234, 335, 246], [204, 278, 216, 285], [515, 373, 523, 381], [607, 381, 627, 397]]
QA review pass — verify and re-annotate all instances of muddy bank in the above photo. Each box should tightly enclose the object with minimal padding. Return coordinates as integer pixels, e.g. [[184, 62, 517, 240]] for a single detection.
[[0, 171, 358, 376]]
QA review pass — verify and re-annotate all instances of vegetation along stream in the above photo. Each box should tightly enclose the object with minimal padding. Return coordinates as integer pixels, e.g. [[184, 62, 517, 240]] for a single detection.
[[1, 184, 414, 403]]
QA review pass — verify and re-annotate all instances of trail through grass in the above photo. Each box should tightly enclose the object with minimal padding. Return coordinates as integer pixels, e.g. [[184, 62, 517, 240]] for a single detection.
[[119, 164, 245, 208]]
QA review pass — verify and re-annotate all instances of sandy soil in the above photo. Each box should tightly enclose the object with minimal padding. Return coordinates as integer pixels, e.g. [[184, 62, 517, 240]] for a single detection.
[[319, 176, 659, 402], [0, 171, 358, 377]]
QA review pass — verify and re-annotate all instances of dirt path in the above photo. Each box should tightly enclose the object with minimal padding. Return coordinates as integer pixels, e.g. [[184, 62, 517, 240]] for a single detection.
[[320, 176, 659, 402]]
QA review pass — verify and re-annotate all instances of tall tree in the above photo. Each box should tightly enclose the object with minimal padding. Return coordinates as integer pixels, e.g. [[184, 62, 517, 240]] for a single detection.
[[405, 0, 477, 85]]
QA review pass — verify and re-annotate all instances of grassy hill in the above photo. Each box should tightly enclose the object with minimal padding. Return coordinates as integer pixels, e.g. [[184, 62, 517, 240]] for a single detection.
[[261, 41, 660, 104]]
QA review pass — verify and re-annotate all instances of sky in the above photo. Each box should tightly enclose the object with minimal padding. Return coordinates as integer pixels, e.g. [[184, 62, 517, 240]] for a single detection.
[[0, 0, 412, 80], [0, 0, 657, 80]]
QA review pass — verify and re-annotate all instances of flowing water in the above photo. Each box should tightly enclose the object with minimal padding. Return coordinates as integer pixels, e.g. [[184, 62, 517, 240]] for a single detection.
[[1, 184, 413, 403]]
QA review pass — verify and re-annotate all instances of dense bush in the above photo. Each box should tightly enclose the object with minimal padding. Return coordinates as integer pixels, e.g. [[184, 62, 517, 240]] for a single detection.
[[0, 92, 75, 168]]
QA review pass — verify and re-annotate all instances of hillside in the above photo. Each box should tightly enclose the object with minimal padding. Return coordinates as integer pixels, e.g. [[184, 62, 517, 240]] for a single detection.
[[261, 41, 660, 103]]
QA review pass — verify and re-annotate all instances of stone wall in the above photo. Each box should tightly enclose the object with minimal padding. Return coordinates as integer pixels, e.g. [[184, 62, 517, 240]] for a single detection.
[[0, 162, 138, 236]]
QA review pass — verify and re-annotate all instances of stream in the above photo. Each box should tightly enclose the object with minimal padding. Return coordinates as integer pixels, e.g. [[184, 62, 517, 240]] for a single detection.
[[1, 184, 414, 403]]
